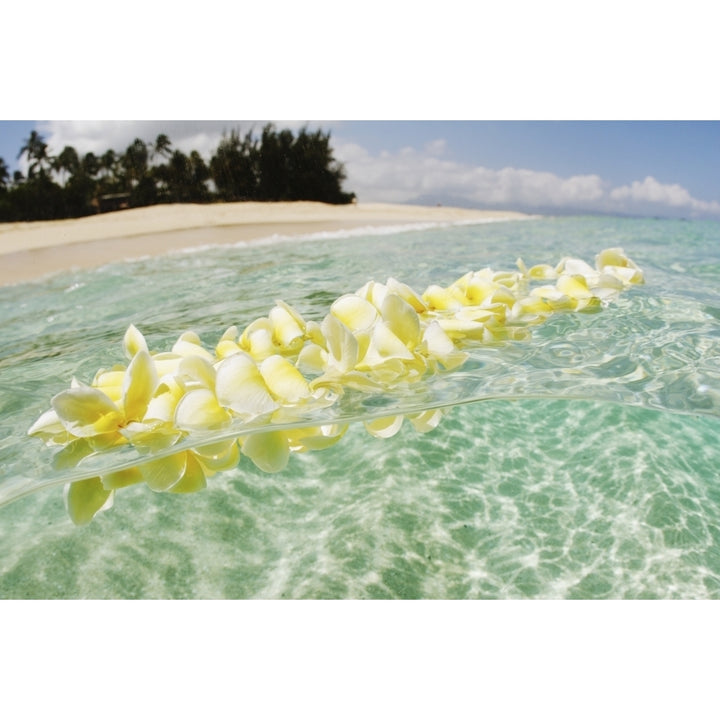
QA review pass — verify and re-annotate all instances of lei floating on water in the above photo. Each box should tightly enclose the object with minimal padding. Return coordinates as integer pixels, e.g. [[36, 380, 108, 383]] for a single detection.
[[28, 248, 644, 524]]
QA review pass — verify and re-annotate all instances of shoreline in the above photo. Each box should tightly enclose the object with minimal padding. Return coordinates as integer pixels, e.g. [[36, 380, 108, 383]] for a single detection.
[[0, 201, 531, 286]]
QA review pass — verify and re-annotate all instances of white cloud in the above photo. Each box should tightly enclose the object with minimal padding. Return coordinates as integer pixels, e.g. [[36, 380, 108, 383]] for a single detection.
[[334, 138, 720, 219], [609, 176, 720, 216], [36, 121, 242, 160], [424, 139, 447, 156], [611, 176, 692, 206], [334, 139, 608, 209]]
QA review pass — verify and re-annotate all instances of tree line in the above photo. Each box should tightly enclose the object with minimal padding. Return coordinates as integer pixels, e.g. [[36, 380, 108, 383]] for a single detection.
[[0, 124, 356, 222]]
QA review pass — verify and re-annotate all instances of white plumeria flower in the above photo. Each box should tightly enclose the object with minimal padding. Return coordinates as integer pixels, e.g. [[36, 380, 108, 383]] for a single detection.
[[595, 247, 645, 285]]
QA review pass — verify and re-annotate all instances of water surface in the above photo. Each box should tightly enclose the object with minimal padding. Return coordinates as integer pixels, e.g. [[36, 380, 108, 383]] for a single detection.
[[2, 215, 719, 598]]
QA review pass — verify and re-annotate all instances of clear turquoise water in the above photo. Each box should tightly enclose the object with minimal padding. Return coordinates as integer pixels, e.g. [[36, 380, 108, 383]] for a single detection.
[[2, 215, 720, 598]]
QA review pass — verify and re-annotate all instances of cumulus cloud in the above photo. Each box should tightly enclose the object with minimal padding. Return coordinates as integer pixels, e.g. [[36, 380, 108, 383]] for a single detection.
[[334, 139, 609, 209], [609, 176, 720, 216], [334, 138, 720, 219]]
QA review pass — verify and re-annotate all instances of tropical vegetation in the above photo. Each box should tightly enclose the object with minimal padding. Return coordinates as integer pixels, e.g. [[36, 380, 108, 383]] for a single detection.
[[0, 125, 355, 222]]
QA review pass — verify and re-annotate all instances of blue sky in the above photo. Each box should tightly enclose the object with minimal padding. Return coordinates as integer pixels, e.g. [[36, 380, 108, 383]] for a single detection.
[[3, 1, 718, 222], [339, 121, 720, 200], [2, 120, 718, 219]]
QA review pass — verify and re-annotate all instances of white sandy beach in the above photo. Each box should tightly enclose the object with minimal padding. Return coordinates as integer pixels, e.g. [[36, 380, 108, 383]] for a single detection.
[[0, 201, 529, 285]]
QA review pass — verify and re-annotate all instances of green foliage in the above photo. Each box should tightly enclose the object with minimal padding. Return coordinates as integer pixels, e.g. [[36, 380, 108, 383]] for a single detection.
[[130, 175, 158, 208], [152, 133, 172, 161], [122, 138, 149, 189], [0, 125, 355, 223], [53, 145, 80, 182], [209, 129, 257, 201], [17, 130, 52, 179], [0, 157, 10, 190], [209, 124, 355, 204], [81, 152, 100, 178]]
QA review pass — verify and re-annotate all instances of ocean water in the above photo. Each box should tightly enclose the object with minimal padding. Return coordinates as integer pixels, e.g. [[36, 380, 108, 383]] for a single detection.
[[2, 214, 720, 599]]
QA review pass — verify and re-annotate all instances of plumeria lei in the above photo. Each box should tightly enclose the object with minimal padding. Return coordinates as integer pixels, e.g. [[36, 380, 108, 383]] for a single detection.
[[29, 248, 644, 524]]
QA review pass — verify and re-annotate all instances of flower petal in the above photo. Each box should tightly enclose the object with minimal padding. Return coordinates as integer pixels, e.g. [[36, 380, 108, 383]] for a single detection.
[[150, 352, 183, 378], [51, 437, 94, 470], [355, 280, 388, 309], [421, 322, 468, 370], [358, 322, 416, 370], [287, 424, 348, 452], [242, 431, 290, 473], [322, 313, 359, 373], [527, 263, 558, 280], [64, 477, 114, 526], [101, 467, 144, 490], [178, 355, 216, 389], [172, 332, 214, 361], [364, 414, 404, 439], [386, 277, 427, 313], [168, 452, 208, 493], [239, 319, 276, 360], [422, 284, 464, 311], [408, 408, 445, 433], [141, 451, 188, 492], [123, 324, 148, 359], [52, 386, 123, 437], [27, 408, 68, 442], [595, 247, 644, 284], [119, 422, 182, 451], [174, 388, 231, 431], [331, 294, 379, 332], [297, 343, 328, 373], [260, 355, 311, 403], [269, 302, 305, 351], [381, 293, 421, 347], [556, 274, 593, 300], [215, 353, 278, 417], [145, 377, 187, 423], [92, 368, 126, 403], [557, 257, 597, 278], [122, 350, 158, 422], [193, 439, 241, 472]]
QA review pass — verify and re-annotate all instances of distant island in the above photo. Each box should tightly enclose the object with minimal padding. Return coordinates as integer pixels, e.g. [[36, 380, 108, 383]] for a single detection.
[[0, 124, 356, 222]]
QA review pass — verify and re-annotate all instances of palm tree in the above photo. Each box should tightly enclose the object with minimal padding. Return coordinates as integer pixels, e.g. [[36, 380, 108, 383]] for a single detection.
[[100, 149, 117, 179], [53, 145, 80, 185], [18, 130, 53, 179], [97, 149, 121, 194], [82, 152, 100, 179], [189, 150, 210, 200], [122, 138, 149, 189], [0, 157, 9, 190], [151, 133, 172, 161], [165, 150, 191, 202]]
